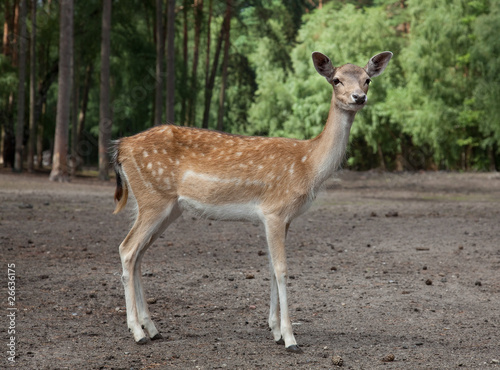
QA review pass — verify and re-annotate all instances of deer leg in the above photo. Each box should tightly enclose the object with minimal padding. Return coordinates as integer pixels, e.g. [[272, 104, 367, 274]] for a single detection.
[[133, 202, 182, 341], [268, 222, 291, 345], [265, 218, 301, 352], [119, 201, 181, 344]]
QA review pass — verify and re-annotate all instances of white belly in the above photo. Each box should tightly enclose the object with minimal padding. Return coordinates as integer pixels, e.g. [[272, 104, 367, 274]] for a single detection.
[[178, 196, 264, 222]]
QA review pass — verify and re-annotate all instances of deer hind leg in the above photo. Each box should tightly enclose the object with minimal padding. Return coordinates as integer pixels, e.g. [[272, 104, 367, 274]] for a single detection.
[[265, 218, 301, 352], [119, 201, 182, 344]]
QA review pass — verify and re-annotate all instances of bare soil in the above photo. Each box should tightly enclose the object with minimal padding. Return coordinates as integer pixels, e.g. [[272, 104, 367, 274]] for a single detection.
[[1, 170, 499, 369]]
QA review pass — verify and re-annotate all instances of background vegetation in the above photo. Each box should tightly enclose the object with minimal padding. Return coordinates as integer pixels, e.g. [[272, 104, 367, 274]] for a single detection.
[[1, 0, 499, 177]]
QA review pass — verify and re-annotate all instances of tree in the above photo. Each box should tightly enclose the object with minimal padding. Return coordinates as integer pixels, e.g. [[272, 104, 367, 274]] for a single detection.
[[153, 0, 164, 126], [202, 9, 227, 129], [98, 0, 112, 181], [27, 0, 36, 172], [216, 0, 231, 132], [49, 0, 73, 182], [186, 0, 203, 127], [165, 0, 175, 124], [14, 0, 27, 172]]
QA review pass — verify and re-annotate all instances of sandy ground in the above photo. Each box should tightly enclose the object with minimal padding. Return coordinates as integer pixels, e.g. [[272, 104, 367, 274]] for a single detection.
[[1, 170, 499, 369]]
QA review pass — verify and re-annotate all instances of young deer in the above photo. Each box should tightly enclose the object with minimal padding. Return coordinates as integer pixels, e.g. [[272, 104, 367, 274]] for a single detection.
[[112, 51, 392, 352]]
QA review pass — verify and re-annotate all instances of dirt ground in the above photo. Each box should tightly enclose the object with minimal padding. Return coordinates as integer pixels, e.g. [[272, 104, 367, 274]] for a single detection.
[[1, 169, 499, 369]]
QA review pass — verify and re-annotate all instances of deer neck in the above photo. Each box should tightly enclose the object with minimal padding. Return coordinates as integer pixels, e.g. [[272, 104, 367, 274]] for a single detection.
[[309, 94, 357, 187]]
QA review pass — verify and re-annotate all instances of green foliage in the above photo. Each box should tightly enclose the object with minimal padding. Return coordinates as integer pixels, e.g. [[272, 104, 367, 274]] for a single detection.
[[3, 0, 500, 171]]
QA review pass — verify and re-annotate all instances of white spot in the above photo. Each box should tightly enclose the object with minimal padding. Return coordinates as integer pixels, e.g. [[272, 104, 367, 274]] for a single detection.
[[235, 152, 242, 156], [152, 170, 157, 176], [147, 162, 153, 170], [258, 165, 263, 170], [143, 151, 149, 158], [153, 149, 158, 154], [301, 156, 307, 163], [158, 168, 164, 175], [162, 149, 167, 154]]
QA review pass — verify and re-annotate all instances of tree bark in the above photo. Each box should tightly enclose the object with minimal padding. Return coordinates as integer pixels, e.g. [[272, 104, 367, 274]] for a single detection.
[[217, 0, 231, 132], [165, 0, 175, 124], [204, 0, 212, 90], [202, 11, 226, 129], [49, 0, 73, 182], [27, 0, 36, 172], [154, 0, 164, 126], [14, 0, 28, 172], [3, 0, 12, 58], [180, 0, 188, 125], [98, 0, 112, 181], [70, 55, 79, 175], [74, 62, 93, 170], [187, 0, 203, 127]]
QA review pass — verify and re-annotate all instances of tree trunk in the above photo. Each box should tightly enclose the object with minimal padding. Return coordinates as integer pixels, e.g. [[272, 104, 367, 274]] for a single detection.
[[49, 0, 73, 182], [74, 62, 93, 170], [217, 0, 231, 132], [98, 0, 112, 181], [165, 0, 175, 124], [27, 0, 36, 172], [187, 0, 203, 127], [154, 0, 164, 126], [180, 0, 188, 125], [12, 0, 20, 66], [70, 56, 79, 175], [3, 0, 12, 59], [2, 94, 15, 168], [204, 0, 212, 90], [14, 0, 28, 172], [202, 12, 226, 129], [377, 141, 386, 171]]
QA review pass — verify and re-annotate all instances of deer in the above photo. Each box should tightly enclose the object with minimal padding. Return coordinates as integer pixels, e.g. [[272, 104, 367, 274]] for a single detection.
[[112, 51, 392, 352]]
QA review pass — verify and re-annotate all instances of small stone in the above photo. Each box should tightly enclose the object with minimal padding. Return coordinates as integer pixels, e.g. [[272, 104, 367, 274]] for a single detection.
[[86, 309, 93, 315], [147, 297, 157, 304], [381, 354, 395, 362], [331, 355, 343, 367], [385, 211, 398, 217], [425, 279, 433, 285], [475, 281, 482, 286], [249, 305, 256, 310], [258, 250, 266, 256], [330, 266, 338, 271], [491, 359, 499, 364], [245, 274, 255, 279]]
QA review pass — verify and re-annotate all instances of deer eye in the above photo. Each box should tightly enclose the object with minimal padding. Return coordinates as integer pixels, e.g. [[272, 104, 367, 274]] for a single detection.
[[332, 78, 342, 86], [365, 78, 372, 85]]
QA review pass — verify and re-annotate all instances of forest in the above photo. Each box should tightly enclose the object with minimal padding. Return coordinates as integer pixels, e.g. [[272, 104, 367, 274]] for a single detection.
[[1, 0, 499, 181]]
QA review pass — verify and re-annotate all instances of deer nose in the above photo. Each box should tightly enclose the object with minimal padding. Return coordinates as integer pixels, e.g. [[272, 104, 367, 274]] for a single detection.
[[351, 93, 367, 104]]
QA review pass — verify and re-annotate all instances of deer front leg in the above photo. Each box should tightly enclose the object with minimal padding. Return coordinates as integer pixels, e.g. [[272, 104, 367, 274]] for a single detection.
[[264, 217, 302, 353]]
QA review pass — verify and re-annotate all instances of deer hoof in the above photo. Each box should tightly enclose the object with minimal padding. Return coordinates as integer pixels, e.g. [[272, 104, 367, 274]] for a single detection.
[[151, 333, 163, 341], [136, 337, 149, 345], [285, 345, 303, 353], [275, 338, 285, 345]]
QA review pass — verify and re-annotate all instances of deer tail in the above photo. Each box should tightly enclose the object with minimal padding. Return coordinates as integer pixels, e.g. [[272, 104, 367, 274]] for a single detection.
[[112, 141, 128, 214]]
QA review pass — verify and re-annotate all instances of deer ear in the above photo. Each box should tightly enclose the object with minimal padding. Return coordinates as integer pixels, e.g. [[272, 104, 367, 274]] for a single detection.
[[365, 51, 393, 78], [312, 52, 335, 81]]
